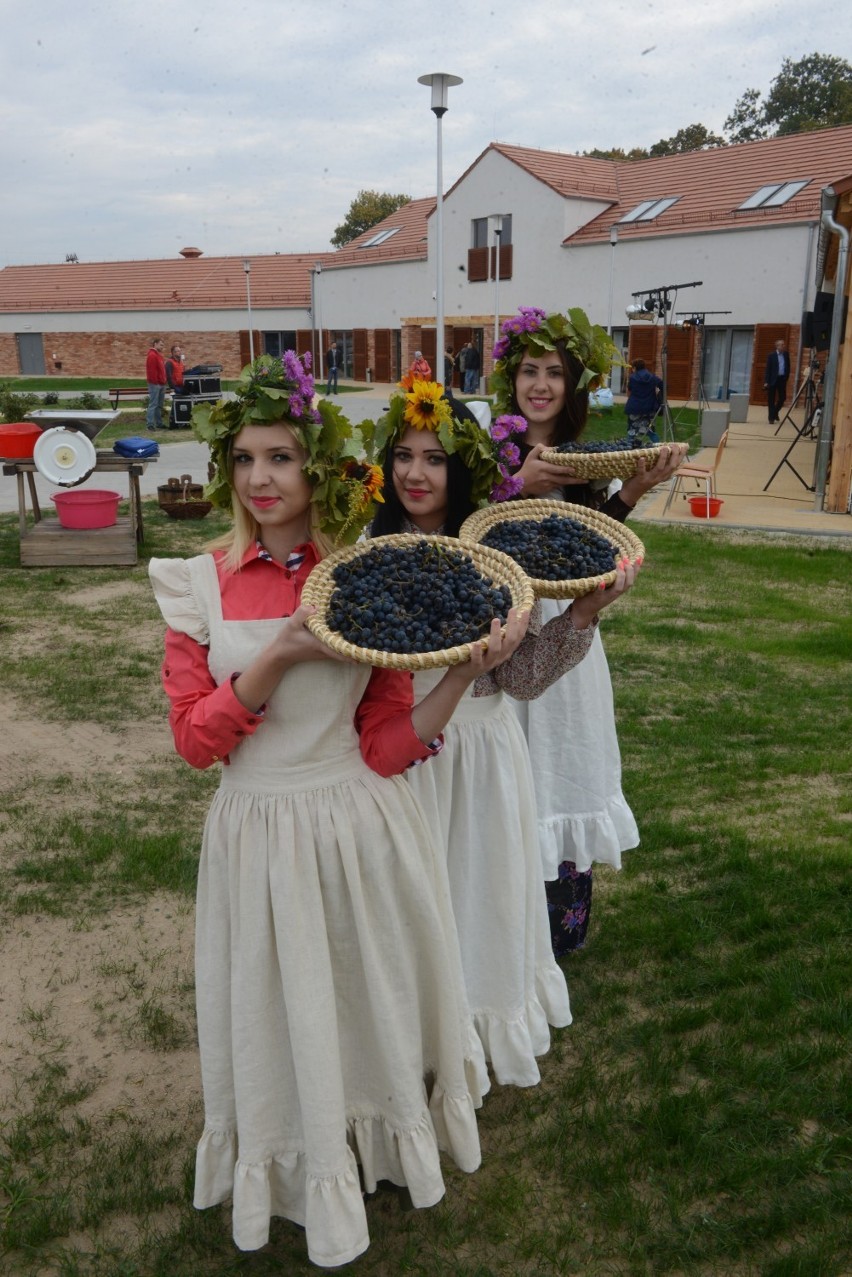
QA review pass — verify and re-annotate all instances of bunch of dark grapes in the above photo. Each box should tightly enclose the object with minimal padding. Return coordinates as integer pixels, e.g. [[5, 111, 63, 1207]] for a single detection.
[[482, 514, 617, 581], [552, 437, 638, 454], [327, 541, 514, 653]]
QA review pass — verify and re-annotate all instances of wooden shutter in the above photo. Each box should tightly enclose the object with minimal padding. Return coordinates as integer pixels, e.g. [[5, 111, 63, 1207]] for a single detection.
[[420, 329, 437, 372], [488, 244, 514, 280], [374, 330, 392, 382], [352, 329, 368, 381], [295, 330, 312, 358], [627, 327, 658, 368], [666, 327, 693, 400], [238, 330, 260, 368], [467, 247, 488, 282]]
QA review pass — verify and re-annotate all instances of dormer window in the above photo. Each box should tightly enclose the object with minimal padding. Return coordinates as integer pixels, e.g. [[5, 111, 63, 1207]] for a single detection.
[[619, 197, 679, 223], [359, 227, 401, 248], [737, 180, 808, 210]]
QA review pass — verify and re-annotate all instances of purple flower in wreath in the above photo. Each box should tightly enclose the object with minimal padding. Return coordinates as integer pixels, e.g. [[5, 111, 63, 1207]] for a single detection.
[[491, 413, 528, 442], [491, 471, 524, 503], [493, 335, 511, 362], [499, 440, 521, 468]]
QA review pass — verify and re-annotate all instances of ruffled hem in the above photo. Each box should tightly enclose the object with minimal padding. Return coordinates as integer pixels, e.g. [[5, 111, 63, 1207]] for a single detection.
[[535, 960, 573, 1030], [471, 975, 572, 1088], [193, 1095, 480, 1266], [538, 798, 639, 878]]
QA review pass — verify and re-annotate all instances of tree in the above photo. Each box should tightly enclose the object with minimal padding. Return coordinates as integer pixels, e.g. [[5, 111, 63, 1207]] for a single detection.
[[582, 146, 649, 161], [649, 124, 726, 157], [331, 190, 412, 248], [724, 53, 852, 142], [724, 88, 767, 144], [764, 53, 852, 135]]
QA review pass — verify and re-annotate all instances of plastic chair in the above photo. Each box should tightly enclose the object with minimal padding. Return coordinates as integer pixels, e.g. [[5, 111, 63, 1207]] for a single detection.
[[662, 430, 728, 515]]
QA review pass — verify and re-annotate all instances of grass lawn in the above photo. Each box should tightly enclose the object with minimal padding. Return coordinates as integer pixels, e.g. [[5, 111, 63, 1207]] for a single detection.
[[0, 510, 849, 1276]]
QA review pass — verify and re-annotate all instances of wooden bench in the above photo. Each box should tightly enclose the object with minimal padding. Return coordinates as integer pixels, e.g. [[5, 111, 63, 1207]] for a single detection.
[[108, 386, 149, 409]]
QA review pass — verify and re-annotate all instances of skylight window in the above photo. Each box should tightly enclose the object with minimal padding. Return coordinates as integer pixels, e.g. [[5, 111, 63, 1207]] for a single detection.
[[737, 180, 808, 210], [359, 227, 401, 248], [619, 197, 679, 223]]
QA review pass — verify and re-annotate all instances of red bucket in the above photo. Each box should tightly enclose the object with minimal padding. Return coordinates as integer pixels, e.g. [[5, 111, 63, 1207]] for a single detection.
[[0, 422, 43, 459], [688, 495, 723, 518], [51, 489, 120, 529]]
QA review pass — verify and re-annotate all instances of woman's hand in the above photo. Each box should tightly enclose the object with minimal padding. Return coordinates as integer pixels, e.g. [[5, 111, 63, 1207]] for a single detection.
[[568, 557, 642, 629], [447, 606, 531, 685], [619, 442, 688, 506], [410, 607, 531, 742], [515, 443, 583, 495], [267, 604, 351, 666], [231, 605, 350, 713]]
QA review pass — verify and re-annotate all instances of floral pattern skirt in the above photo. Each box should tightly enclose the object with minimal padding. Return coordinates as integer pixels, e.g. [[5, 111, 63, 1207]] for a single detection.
[[545, 862, 593, 956]]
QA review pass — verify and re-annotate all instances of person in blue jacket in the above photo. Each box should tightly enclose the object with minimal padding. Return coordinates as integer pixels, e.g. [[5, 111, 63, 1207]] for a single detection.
[[625, 359, 663, 443]]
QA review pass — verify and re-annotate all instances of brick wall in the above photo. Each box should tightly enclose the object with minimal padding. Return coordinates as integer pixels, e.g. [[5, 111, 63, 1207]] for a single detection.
[[0, 330, 247, 379]]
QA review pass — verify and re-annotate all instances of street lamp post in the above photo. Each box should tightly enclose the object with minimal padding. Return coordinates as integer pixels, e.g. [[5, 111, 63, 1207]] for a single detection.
[[418, 71, 462, 388], [311, 261, 323, 379], [490, 213, 507, 371], [242, 260, 254, 363], [606, 226, 618, 336]]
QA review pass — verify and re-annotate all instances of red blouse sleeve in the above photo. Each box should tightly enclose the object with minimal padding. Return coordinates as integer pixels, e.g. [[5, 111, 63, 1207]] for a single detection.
[[161, 628, 265, 769], [355, 667, 439, 777]]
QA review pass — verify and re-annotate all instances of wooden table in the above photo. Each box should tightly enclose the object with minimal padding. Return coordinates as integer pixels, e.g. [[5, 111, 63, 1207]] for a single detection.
[[2, 452, 152, 567]]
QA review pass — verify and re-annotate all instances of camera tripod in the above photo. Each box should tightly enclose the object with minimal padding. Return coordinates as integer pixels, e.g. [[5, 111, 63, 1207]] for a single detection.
[[763, 358, 823, 493], [773, 357, 822, 439]]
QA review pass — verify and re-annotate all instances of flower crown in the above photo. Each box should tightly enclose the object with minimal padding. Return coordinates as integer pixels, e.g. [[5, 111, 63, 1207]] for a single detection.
[[490, 305, 618, 413], [360, 379, 522, 505], [191, 353, 383, 544]]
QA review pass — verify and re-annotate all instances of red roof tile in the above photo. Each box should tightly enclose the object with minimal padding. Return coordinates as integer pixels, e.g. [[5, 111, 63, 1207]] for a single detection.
[[568, 124, 852, 242], [0, 251, 340, 314]]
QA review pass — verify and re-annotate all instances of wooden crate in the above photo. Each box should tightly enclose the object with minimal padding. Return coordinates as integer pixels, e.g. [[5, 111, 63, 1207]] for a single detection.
[[19, 516, 138, 566]]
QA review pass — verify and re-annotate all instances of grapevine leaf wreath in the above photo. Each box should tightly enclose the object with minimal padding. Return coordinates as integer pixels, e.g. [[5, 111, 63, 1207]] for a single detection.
[[192, 353, 384, 545]]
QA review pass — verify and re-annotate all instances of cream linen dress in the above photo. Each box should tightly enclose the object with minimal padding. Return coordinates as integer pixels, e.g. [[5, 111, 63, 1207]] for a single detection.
[[407, 670, 572, 1088], [150, 555, 486, 1270], [509, 606, 639, 878]]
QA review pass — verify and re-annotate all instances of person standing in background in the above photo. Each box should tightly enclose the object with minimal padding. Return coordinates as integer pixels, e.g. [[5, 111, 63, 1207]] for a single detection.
[[463, 342, 481, 394], [410, 350, 432, 379], [325, 340, 341, 395], [764, 339, 789, 424], [165, 344, 186, 395], [145, 338, 166, 431]]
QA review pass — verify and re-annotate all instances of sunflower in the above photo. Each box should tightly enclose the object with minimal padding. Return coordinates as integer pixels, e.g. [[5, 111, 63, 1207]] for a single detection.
[[403, 380, 452, 431], [342, 459, 385, 505]]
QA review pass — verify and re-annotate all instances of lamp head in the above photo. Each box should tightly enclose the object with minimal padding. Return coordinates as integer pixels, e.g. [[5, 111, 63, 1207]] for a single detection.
[[625, 301, 656, 322], [418, 71, 463, 117]]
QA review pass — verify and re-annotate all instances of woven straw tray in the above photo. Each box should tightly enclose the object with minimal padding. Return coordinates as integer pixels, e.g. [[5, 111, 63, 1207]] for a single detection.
[[302, 532, 535, 670], [539, 442, 667, 480], [459, 499, 645, 600]]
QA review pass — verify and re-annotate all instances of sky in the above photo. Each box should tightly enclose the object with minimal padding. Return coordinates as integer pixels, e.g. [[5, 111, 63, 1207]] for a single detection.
[[1, 0, 850, 267]]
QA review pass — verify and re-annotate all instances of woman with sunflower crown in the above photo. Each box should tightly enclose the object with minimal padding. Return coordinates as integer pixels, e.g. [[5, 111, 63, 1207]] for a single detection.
[[362, 380, 636, 1087], [147, 355, 531, 1269], [490, 306, 687, 956]]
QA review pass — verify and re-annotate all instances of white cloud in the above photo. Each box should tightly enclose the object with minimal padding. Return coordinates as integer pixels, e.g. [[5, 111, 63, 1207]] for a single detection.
[[1, 0, 849, 263]]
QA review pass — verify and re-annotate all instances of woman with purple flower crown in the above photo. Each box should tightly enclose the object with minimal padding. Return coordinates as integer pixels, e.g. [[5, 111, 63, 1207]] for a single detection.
[[490, 307, 687, 955], [364, 380, 636, 1087], [147, 353, 537, 1269]]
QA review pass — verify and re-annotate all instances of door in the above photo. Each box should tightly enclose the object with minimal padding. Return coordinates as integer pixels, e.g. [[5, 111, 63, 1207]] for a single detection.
[[17, 333, 45, 374]]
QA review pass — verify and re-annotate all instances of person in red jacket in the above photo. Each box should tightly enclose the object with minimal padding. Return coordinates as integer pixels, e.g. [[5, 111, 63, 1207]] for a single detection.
[[409, 350, 432, 379], [145, 338, 167, 431]]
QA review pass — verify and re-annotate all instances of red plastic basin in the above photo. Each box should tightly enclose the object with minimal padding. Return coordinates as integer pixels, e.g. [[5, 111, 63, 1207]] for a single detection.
[[51, 489, 121, 529], [0, 422, 43, 459], [688, 495, 723, 518]]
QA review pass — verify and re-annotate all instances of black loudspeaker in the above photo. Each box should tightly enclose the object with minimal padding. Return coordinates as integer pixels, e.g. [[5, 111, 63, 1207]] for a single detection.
[[812, 291, 834, 351], [170, 398, 193, 427], [802, 305, 832, 351]]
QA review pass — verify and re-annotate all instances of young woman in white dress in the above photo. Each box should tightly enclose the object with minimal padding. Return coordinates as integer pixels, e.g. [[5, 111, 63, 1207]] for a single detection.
[[365, 383, 637, 1084], [489, 307, 687, 955], [148, 356, 531, 1268]]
